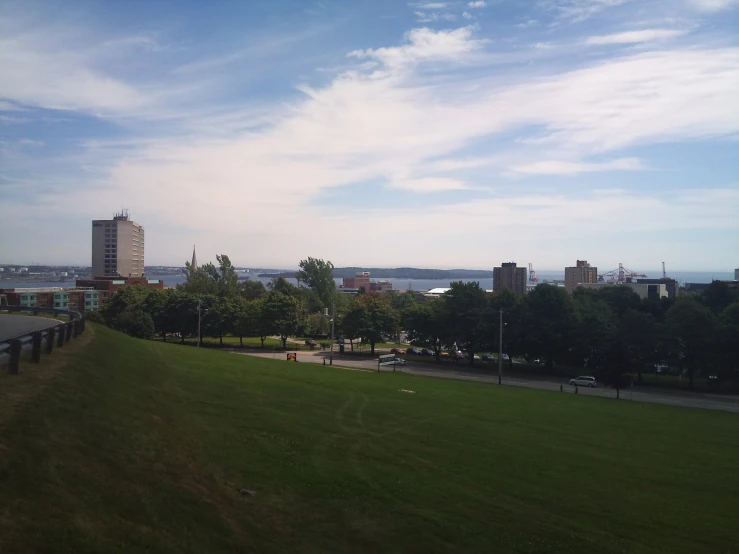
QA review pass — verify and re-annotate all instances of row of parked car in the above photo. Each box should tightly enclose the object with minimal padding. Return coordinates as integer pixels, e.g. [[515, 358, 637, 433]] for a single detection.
[[391, 348, 510, 361]]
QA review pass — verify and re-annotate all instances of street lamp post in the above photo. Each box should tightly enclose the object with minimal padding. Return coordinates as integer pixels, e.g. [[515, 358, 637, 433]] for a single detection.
[[498, 308, 503, 385], [330, 301, 335, 366], [197, 299, 202, 348]]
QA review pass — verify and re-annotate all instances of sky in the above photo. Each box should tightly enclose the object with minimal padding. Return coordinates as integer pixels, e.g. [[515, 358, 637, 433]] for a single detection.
[[1, 0, 738, 271]]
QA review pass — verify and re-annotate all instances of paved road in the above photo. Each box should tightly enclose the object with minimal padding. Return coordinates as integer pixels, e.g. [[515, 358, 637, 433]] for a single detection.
[[233, 349, 739, 414], [0, 314, 64, 342]]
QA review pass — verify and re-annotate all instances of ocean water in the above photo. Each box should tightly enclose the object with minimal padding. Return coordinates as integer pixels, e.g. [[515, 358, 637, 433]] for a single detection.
[[0, 270, 734, 291]]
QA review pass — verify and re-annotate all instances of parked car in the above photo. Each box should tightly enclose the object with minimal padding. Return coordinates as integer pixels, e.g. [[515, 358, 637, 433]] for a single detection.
[[305, 339, 317, 347], [407, 347, 422, 355], [440, 351, 450, 358], [569, 376, 598, 387], [481, 354, 494, 362], [421, 348, 434, 356], [502, 354, 510, 361], [390, 348, 406, 355], [451, 350, 464, 360], [468, 353, 480, 361], [394, 358, 407, 366]]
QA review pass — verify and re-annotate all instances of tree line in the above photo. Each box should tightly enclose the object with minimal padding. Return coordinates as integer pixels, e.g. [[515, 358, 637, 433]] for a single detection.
[[91, 254, 739, 391]]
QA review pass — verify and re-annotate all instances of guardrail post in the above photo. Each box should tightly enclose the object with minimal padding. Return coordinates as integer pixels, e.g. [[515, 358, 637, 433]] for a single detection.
[[68, 313, 74, 321], [8, 339, 22, 374], [31, 331, 42, 363], [46, 327, 56, 354], [65, 322, 73, 342], [79, 317, 85, 333], [73, 320, 79, 339], [57, 324, 66, 347]]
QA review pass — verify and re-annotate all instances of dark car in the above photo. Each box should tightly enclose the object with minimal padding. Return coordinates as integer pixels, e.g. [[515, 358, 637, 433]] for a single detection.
[[407, 347, 422, 355], [481, 354, 494, 362], [305, 339, 317, 347], [421, 348, 434, 356]]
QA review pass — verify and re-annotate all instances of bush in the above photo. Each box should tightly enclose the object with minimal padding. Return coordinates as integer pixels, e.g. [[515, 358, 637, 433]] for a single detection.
[[84, 310, 105, 324], [115, 309, 155, 339]]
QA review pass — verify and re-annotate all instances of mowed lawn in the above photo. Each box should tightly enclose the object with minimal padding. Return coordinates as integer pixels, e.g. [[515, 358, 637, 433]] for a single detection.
[[1, 326, 738, 553]]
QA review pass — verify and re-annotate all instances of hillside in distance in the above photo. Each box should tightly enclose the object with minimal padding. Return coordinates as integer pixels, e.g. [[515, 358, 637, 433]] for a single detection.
[[259, 267, 494, 279]]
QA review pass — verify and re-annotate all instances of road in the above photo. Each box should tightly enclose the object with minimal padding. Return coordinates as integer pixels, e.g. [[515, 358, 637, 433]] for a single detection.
[[232, 349, 739, 414], [0, 314, 64, 342]]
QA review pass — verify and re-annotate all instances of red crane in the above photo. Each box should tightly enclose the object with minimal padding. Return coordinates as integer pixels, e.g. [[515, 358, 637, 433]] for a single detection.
[[598, 263, 648, 283], [528, 263, 538, 284]]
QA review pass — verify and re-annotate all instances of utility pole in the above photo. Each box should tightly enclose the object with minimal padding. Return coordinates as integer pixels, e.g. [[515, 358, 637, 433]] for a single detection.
[[498, 308, 503, 385], [197, 299, 201, 347], [330, 301, 335, 366]]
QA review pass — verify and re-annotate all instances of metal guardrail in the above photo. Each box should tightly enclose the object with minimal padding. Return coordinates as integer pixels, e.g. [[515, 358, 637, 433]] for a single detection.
[[0, 306, 86, 373]]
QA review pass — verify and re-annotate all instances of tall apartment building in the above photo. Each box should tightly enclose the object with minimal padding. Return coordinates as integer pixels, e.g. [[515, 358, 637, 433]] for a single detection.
[[92, 211, 145, 278], [564, 260, 598, 293], [493, 262, 527, 295]]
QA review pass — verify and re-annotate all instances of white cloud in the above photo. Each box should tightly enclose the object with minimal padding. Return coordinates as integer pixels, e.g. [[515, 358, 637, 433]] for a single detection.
[[586, 29, 687, 45], [687, 0, 739, 10], [462, 11, 473, 19], [468, 0, 487, 7], [510, 158, 646, 175], [541, 0, 634, 22], [348, 27, 486, 69], [414, 11, 457, 22], [389, 176, 475, 191], [18, 138, 45, 147], [414, 2, 449, 8], [516, 19, 539, 28]]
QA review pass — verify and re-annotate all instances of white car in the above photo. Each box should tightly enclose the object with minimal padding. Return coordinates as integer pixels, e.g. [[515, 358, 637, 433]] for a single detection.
[[569, 376, 598, 388]]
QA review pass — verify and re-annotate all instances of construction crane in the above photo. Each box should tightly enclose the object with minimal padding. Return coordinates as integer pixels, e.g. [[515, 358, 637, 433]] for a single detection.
[[598, 263, 648, 283], [528, 263, 538, 284]]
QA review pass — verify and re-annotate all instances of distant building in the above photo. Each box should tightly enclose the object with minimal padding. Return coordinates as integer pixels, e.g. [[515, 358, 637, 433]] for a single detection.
[[564, 260, 598, 294], [636, 278, 679, 299], [76, 276, 164, 303], [577, 282, 667, 300], [370, 281, 393, 292], [191, 245, 198, 272], [0, 287, 101, 312], [735, 267, 739, 281], [342, 272, 371, 290], [493, 262, 527, 295], [92, 210, 145, 278]]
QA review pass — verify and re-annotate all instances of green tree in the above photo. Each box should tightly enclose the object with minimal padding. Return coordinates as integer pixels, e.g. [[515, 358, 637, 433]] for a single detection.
[[618, 309, 657, 383], [115, 309, 155, 339], [487, 289, 523, 369], [164, 290, 198, 344], [296, 257, 336, 307], [664, 297, 717, 390], [144, 289, 170, 341], [241, 280, 267, 300], [389, 291, 417, 340], [262, 291, 300, 349], [180, 261, 219, 295], [342, 294, 398, 355], [521, 284, 576, 370], [406, 300, 447, 361], [101, 285, 151, 325], [231, 298, 261, 347], [442, 281, 487, 364], [700, 281, 738, 314]]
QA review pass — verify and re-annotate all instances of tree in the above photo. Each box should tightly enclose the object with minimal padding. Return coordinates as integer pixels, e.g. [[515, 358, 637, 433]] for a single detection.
[[342, 294, 398, 355], [164, 290, 199, 344], [101, 285, 151, 325], [296, 257, 336, 307], [664, 297, 717, 390], [618, 309, 657, 383], [268, 277, 300, 298], [406, 300, 447, 361], [262, 291, 300, 349], [487, 289, 523, 369], [700, 281, 738, 314], [389, 291, 418, 340], [231, 298, 261, 347], [179, 261, 219, 295], [115, 309, 155, 339], [201, 296, 234, 346], [521, 285, 576, 370], [241, 280, 267, 301], [442, 281, 487, 364], [144, 289, 170, 341], [571, 295, 618, 372]]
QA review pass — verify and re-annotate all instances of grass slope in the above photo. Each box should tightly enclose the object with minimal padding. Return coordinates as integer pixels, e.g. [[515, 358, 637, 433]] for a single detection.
[[1, 325, 738, 553]]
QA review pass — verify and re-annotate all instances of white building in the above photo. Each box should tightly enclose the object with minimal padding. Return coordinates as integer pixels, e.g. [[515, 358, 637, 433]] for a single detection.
[[577, 282, 667, 300], [92, 211, 145, 278]]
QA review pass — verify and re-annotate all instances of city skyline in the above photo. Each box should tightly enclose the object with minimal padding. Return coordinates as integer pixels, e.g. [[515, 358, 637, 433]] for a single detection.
[[1, 0, 738, 268]]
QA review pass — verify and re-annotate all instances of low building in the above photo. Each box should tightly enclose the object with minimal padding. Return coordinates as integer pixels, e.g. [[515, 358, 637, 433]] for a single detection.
[[735, 268, 739, 281], [564, 260, 598, 294], [577, 282, 667, 300], [422, 287, 451, 299], [0, 287, 101, 311], [76, 276, 164, 303], [370, 280, 393, 292], [342, 272, 371, 290], [636, 278, 679, 299]]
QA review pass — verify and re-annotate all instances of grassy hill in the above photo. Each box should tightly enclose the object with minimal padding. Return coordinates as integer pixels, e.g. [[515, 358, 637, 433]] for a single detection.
[[1, 325, 738, 553]]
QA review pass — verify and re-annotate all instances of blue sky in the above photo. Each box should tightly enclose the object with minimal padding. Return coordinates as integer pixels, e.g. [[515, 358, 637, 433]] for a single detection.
[[1, 0, 738, 271]]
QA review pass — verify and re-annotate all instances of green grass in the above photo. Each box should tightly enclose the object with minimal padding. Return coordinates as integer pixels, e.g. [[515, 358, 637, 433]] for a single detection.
[[1, 325, 738, 553]]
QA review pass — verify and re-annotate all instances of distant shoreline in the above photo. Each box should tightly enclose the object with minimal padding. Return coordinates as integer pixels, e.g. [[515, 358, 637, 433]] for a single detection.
[[258, 267, 495, 279]]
